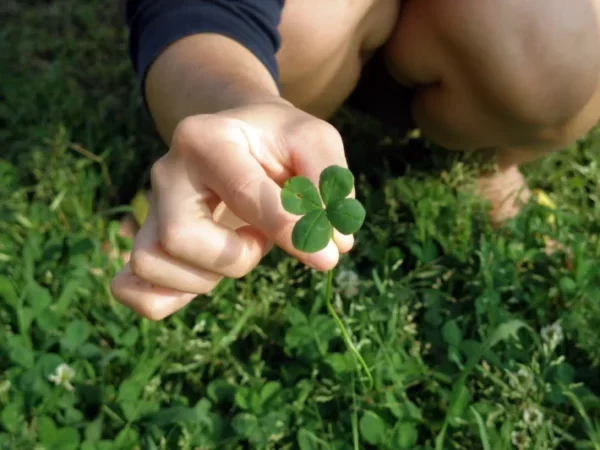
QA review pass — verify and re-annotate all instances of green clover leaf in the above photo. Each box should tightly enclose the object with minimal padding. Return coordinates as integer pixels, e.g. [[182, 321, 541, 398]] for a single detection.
[[281, 166, 365, 251], [326, 198, 365, 235], [281, 176, 322, 215], [319, 165, 354, 207], [291, 210, 332, 253]]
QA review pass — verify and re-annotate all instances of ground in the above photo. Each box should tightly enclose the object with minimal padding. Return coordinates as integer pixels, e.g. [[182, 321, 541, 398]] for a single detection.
[[1, 2, 600, 449]]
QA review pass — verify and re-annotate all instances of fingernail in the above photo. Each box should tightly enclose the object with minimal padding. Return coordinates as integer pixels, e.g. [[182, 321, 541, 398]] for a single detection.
[[333, 230, 354, 253], [134, 277, 153, 289], [262, 239, 274, 256]]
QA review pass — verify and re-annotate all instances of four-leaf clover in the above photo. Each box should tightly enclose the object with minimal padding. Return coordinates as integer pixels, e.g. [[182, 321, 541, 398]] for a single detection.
[[280, 165, 373, 390], [281, 165, 366, 253]]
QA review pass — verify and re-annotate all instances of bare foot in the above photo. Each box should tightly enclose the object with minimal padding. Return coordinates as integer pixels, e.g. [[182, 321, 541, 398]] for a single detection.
[[475, 166, 572, 265], [476, 165, 532, 226]]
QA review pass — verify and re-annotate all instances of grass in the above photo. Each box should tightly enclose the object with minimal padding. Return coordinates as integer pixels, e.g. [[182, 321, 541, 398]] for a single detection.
[[1, 1, 600, 449]]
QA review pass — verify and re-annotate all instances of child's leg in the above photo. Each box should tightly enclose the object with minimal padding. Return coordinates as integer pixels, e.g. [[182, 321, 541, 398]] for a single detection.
[[116, 0, 401, 256], [384, 0, 600, 222]]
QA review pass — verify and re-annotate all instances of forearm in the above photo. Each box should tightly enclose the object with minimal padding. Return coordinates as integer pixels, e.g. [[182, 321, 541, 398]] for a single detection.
[[125, 0, 286, 143], [145, 34, 286, 143]]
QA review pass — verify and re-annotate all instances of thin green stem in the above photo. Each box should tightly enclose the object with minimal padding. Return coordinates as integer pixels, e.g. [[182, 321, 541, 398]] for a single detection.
[[351, 373, 360, 450], [325, 269, 373, 390]]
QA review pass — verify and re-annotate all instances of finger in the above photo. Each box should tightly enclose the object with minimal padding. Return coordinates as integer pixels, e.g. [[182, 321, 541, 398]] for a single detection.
[[213, 201, 248, 229], [151, 158, 270, 278], [214, 201, 276, 255], [172, 116, 340, 271], [110, 262, 197, 321], [287, 121, 355, 254], [333, 229, 355, 254], [284, 120, 358, 254], [286, 121, 356, 198], [129, 205, 227, 293]]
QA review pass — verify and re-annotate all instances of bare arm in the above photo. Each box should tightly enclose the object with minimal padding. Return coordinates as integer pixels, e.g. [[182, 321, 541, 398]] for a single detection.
[[114, 1, 358, 321], [124, 0, 287, 143], [145, 34, 288, 143]]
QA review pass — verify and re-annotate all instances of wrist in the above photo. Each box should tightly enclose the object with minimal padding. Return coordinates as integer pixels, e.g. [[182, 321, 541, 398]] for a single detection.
[[144, 34, 290, 143]]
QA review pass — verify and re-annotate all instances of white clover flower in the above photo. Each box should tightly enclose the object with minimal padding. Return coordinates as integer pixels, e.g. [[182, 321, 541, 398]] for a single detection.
[[192, 319, 207, 334], [336, 268, 360, 297], [177, 426, 191, 448], [523, 406, 544, 428], [0, 380, 10, 395], [48, 363, 75, 391], [509, 367, 535, 391], [145, 376, 161, 395], [541, 322, 564, 351], [511, 430, 531, 448], [403, 323, 417, 336]]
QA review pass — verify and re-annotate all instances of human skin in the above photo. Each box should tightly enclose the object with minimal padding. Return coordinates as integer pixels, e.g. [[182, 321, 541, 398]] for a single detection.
[[111, 0, 600, 320]]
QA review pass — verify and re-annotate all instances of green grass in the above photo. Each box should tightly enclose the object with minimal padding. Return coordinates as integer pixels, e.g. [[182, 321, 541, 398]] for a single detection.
[[1, 2, 600, 449]]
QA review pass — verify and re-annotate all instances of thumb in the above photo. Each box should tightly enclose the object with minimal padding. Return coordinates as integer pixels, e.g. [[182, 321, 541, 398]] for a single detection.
[[284, 120, 356, 255]]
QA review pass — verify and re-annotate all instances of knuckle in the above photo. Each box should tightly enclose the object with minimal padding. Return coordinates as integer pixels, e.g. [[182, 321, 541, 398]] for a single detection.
[[149, 156, 169, 190], [314, 121, 344, 146], [288, 118, 344, 154], [172, 116, 203, 153], [129, 249, 155, 281], [109, 274, 167, 321], [109, 275, 124, 302], [184, 272, 222, 294], [137, 301, 171, 322], [213, 233, 259, 280], [198, 277, 221, 294], [311, 120, 343, 147], [226, 175, 260, 208], [227, 259, 253, 280], [172, 115, 240, 156], [157, 221, 186, 257]]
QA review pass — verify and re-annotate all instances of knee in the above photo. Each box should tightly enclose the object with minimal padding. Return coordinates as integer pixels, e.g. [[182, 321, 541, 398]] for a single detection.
[[463, 1, 598, 120], [409, 0, 600, 145]]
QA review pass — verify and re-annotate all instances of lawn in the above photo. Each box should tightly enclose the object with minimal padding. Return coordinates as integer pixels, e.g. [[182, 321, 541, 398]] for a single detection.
[[1, 2, 600, 449]]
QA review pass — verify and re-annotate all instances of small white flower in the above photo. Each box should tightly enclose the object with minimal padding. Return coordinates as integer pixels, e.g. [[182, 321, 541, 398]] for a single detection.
[[192, 319, 207, 334], [145, 376, 161, 395], [511, 430, 531, 448], [177, 426, 191, 448], [336, 268, 360, 297], [523, 406, 544, 428], [541, 322, 564, 351], [48, 363, 75, 391], [403, 323, 417, 335], [0, 380, 10, 395], [509, 367, 534, 391]]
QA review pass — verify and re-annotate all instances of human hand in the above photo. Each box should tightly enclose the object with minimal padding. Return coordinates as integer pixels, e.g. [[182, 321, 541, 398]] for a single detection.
[[110, 101, 356, 320]]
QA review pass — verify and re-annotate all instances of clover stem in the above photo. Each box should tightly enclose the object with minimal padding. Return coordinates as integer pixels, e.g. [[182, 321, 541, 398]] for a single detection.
[[325, 269, 373, 390]]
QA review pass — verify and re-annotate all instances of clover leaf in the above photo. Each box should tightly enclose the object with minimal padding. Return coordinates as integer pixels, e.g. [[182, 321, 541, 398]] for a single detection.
[[326, 198, 366, 235], [281, 176, 323, 215], [281, 165, 366, 253], [319, 165, 354, 207], [291, 210, 331, 253]]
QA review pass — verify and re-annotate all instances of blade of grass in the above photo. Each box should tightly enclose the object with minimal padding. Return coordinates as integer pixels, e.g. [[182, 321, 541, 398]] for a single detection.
[[435, 320, 531, 450], [470, 406, 492, 450], [325, 269, 373, 390]]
